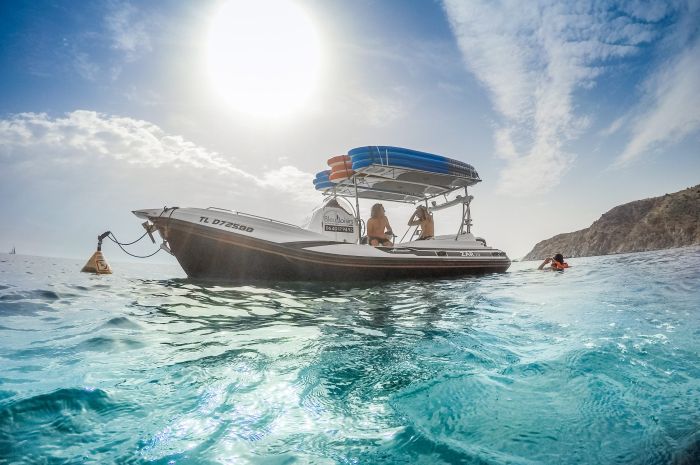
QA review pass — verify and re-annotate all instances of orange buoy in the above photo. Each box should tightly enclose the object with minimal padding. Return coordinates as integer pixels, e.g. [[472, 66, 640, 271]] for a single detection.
[[81, 231, 113, 274], [81, 250, 112, 274]]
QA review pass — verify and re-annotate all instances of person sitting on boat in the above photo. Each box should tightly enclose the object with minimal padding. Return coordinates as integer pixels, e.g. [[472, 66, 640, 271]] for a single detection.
[[538, 253, 570, 270], [408, 205, 434, 240], [367, 203, 394, 246]]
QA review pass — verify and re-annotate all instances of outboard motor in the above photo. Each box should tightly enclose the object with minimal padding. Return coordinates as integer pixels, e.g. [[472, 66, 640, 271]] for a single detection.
[[304, 198, 357, 243]]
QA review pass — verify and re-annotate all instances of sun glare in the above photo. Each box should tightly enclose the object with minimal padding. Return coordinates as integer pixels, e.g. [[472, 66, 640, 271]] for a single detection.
[[206, 0, 321, 118]]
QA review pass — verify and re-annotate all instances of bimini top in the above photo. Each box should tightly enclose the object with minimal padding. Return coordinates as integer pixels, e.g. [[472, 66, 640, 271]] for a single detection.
[[313, 146, 481, 202]]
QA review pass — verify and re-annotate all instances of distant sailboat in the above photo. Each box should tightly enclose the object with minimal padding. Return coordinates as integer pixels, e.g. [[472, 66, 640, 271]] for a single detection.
[[9, 246, 15, 255]]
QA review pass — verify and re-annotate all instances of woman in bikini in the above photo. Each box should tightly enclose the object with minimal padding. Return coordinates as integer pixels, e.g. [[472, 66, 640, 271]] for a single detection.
[[407, 205, 434, 240], [367, 203, 394, 246]]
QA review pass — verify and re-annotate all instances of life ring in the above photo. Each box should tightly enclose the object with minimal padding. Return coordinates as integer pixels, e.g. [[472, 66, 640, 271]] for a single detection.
[[329, 169, 355, 181], [327, 155, 352, 169]]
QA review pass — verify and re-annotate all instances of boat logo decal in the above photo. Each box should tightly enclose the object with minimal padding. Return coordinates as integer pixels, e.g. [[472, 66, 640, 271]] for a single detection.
[[322, 210, 354, 233], [199, 216, 254, 233]]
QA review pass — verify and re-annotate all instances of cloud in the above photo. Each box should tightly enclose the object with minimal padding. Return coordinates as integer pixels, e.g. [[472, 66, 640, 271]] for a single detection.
[[615, 33, 700, 166], [0, 110, 316, 202], [104, 2, 154, 62], [442, 0, 661, 195], [601, 116, 627, 137], [260, 165, 320, 203], [73, 52, 100, 81], [0, 110, 325, 257], [22, 2, 156, 83], [124, 86, 162, 106], [348, 91, 409, 127], [332, 37, 460, 128]]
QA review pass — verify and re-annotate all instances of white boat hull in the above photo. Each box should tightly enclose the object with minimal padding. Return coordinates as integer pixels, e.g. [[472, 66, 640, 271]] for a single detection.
[[134, 207, 511, 281]]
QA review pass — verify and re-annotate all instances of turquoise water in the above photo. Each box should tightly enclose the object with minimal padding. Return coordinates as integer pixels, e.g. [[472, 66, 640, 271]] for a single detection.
[[1, 248, 699, 464]]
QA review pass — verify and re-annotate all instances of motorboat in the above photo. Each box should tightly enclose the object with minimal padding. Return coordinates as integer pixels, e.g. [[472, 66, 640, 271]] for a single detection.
[[133, 146, 510, 281]]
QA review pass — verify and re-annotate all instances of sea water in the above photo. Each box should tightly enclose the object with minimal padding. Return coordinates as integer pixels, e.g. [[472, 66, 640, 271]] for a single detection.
[[1, 247, 699, 464]]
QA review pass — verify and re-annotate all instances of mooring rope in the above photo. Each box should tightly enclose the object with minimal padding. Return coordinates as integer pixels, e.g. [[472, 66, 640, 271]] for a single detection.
[[96, 208, 174, 260], [107, 232, 162, 258], [108, 231, 148, 246]]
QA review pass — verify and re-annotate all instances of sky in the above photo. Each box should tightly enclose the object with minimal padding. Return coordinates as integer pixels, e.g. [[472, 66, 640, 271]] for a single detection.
[[0, 0, 699, 263]]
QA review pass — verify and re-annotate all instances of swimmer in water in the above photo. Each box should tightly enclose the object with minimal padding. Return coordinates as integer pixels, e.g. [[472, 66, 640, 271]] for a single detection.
[[538, 253, 570, 270]]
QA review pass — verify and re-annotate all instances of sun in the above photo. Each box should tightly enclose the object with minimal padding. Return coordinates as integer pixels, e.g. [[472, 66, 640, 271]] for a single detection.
[[206, 0, 322, 118]]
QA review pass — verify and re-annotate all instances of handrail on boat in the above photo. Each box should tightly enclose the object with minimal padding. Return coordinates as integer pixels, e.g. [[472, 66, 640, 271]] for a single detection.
[[206, 207, 302, 229]]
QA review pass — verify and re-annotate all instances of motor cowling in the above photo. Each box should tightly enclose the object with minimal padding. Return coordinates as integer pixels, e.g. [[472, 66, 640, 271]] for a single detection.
[[305, 199, 357, 243]]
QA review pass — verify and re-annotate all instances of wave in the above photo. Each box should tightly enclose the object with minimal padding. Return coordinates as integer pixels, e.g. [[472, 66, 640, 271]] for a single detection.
[[0, 387, 135, 462]]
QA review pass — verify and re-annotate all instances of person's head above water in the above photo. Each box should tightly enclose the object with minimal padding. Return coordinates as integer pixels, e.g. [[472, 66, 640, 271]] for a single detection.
[[538, 253, 569, 270]]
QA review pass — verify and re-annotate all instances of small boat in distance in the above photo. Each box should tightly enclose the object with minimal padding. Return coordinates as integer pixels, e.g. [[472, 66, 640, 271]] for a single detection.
[[134, 146, 511, 281], [9, 246, 15, 255]]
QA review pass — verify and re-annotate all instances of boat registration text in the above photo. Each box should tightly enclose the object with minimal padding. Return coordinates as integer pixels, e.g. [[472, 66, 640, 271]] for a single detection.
[[199, 216, 255, 233]]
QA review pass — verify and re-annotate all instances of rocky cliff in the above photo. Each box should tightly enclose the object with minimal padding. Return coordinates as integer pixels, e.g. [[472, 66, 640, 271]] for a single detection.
[[524, 184, 700, 261]]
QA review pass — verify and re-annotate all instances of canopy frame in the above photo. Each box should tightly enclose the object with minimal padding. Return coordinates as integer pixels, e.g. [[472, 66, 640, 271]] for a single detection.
[[315, 150, 485, 245]]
